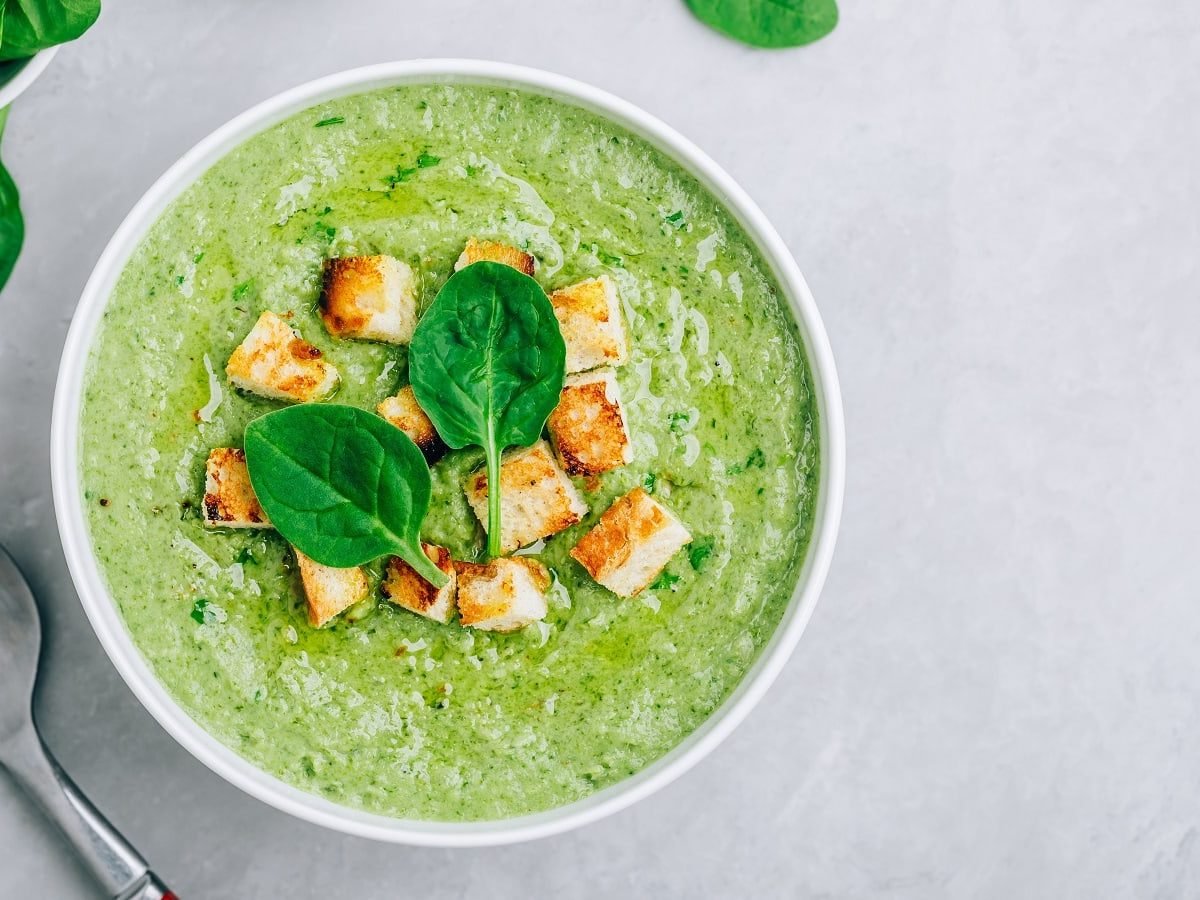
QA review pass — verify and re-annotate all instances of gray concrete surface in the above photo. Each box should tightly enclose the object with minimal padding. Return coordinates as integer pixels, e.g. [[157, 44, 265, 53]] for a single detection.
[[1, 1, 1198, 897]]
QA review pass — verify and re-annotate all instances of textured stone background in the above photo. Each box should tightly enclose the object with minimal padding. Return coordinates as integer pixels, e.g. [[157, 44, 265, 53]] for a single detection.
[[1, 2, 1197, 897]]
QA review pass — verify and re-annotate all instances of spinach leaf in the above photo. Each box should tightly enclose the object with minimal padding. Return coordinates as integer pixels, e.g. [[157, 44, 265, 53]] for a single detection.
[[0, 0, 101, 60], [408, 261, 566, 558], [0, 107, 22, 294], [244, 403, 448, 587], [684, 0, 837, 49]]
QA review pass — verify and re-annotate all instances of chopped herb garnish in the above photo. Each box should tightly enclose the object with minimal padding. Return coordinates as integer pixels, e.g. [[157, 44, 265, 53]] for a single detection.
[[727, 448, 765, 475], [190, 598, 210, 624], [417, 152, 441, 168], [298, 220, 336, 244], [314, 116, 345, 128], [596, 249, 624, 267], [193, 251, 205, 264], [387, 165, 419, 187], [689, 537, 715, 571], [174, 274, 185, 286], [668, 411, 691, 433], [651, 571, 682, 591], [232, 281, 253, 302], [665, 210, 686, 228], [236, 546, 255, 565], [643, 472, 658, 494]]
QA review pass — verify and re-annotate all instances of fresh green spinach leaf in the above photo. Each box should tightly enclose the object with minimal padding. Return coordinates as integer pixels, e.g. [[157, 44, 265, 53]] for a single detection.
[[0, 107, 22, 294], [244, 403, 448, 587], [0, 0, 101, 60], [409, 261, 566, 558], [684, 0, 837, 49]]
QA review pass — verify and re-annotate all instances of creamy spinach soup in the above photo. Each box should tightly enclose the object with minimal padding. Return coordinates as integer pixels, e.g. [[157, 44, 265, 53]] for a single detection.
[[80, 84, 819, 821]]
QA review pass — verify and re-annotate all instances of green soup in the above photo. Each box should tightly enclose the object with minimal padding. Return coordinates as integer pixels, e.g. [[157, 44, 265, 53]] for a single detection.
[[80, 84, 819, 821]]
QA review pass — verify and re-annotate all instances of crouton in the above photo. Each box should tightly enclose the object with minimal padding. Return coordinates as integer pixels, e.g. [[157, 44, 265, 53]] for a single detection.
[[549, 276, 628, 373], [320, 255, 418, 344], [546, 369, 633, 476], [203, 448, 271, 529], [376, 385, 444, 458], [226, 311, 338, 402], [464, 440, 588, 553], [455, 557, 550, 632], [381, 544, 457, 624], [570, 487, 691, 597], [294, 549, 369, 628], [454, 237, 535, 276]]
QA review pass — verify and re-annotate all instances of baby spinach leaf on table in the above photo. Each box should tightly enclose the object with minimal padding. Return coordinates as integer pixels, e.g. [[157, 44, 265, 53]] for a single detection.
[[408, 261, 566, 558], [244, 403, 449, 588], [0, 0, 101, 60], [0, 107, 23, 294], [684, 0, 837, 49]]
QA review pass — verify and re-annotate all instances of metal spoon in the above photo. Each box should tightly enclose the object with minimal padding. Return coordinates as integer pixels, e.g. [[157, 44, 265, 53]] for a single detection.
[[0, 544, 175, 900]]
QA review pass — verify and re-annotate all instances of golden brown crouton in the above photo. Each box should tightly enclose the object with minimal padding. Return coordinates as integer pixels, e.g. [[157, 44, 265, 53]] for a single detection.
[[549, 276, 628, 373], [226, 311, 338, 402], [570, 487, 691, 597], [203, 448, 271, 529], [376, 385, 444, 458], [463, 440, 588, 553], [454, 237, 536, 276], [380, 544, 457, 624], [294, 549, 369, 628], [455, 557, 550, 632], [320, 255, 418, 344], [546, 369, 633, 477]]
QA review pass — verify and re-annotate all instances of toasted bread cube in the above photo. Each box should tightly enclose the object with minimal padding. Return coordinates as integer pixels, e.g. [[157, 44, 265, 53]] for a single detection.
[[464, 441, 588, 553], [376, 386, 444, 458], [226, 311, 338, 402], [570, 487, 691, 597], [550, 276, 628, 373], [455, 557, 550, 632], [203, 448, 271, 529], [381, 544, 457, 624], [294, 549, 369, 628], [320, 255, 418, 344], [546, 369, 633, 477], [454, 237, 535, 276]]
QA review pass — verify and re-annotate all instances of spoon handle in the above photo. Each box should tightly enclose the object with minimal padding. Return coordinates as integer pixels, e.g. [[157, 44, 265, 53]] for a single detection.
[[3, 724, 174, 899]]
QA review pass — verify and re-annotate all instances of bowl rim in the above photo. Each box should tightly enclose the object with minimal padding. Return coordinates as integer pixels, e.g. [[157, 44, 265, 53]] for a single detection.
[[50, 59, 845, 846], [0, 46, 58, 109]]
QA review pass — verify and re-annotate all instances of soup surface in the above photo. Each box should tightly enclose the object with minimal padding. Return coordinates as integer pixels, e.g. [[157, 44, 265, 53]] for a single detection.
[[80, 83, 819, 821]]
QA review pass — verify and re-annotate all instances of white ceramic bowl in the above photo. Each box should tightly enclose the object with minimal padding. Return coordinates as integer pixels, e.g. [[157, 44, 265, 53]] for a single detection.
[[50, 60, 845, 846], [0, 47, 58, 108]]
